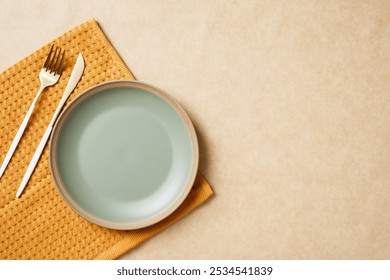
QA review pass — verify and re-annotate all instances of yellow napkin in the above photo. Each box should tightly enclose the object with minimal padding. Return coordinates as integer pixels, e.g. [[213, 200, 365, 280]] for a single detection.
[[0, 19, 213, 259]]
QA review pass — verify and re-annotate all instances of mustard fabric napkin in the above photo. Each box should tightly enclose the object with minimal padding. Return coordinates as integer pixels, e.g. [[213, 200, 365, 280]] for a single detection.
[[0, 19, 213, 259]]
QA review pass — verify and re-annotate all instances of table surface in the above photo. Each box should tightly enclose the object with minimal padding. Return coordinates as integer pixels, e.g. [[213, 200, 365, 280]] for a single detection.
[[1, 0, 389, 259]]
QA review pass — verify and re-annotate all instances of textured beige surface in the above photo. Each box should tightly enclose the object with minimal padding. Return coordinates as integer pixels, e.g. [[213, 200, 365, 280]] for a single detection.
[[1, 0, 390, 259]]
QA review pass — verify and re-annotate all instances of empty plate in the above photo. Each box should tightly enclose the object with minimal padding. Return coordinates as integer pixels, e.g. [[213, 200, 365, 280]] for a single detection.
[[49, 80, 198, 230]]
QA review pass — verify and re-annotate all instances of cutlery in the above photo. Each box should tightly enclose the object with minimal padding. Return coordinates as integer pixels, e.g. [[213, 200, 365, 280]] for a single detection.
[[16, 53, 85, 198], [0, 45, 65, 178]]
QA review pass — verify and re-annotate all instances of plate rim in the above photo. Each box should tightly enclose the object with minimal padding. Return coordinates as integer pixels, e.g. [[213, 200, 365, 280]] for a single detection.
[[49, 80, 199, 230]]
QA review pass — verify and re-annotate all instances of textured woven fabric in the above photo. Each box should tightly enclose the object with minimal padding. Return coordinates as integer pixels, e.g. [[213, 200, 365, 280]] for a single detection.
[[0, 19, 213, 260]]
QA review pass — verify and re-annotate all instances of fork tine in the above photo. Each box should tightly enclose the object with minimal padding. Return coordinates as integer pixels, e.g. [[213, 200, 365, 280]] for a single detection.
[[48, 47, 60, 73], [56, 50, 65, 76], [43, 45, 64, 75], [53, 48, 61, 72], [43, 45, 54, 69], [46, 46, 57, 72]]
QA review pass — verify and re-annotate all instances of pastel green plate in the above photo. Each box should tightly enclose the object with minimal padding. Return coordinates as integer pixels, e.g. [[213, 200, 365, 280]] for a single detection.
[[49, 80, 198, 230]]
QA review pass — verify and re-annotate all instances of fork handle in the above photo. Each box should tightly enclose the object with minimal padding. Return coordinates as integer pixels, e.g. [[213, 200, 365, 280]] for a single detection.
[[0, 100, 38, 178], [0, 86, 45, 178]]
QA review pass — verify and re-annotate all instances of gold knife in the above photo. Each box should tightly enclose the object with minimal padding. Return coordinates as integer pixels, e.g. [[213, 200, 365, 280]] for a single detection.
[[16, 53, 85, 198]]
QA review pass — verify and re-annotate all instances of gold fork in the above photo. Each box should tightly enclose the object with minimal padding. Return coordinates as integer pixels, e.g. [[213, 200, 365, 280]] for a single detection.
[[0, 45, 65, 178]]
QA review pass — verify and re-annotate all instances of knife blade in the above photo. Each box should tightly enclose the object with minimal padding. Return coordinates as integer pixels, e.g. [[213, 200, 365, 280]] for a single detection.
[[16, 53, 85, 198]]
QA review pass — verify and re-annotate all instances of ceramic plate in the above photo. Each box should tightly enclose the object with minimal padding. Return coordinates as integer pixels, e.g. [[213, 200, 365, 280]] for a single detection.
[[49, 80, 198, 230]]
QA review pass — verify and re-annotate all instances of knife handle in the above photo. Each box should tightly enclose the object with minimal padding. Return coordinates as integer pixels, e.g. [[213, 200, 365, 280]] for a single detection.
[[16, 125, 52, 198]]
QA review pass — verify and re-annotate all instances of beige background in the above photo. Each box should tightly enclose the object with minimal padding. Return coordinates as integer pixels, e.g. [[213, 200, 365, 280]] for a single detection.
[[1, 0, 389, 259]]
